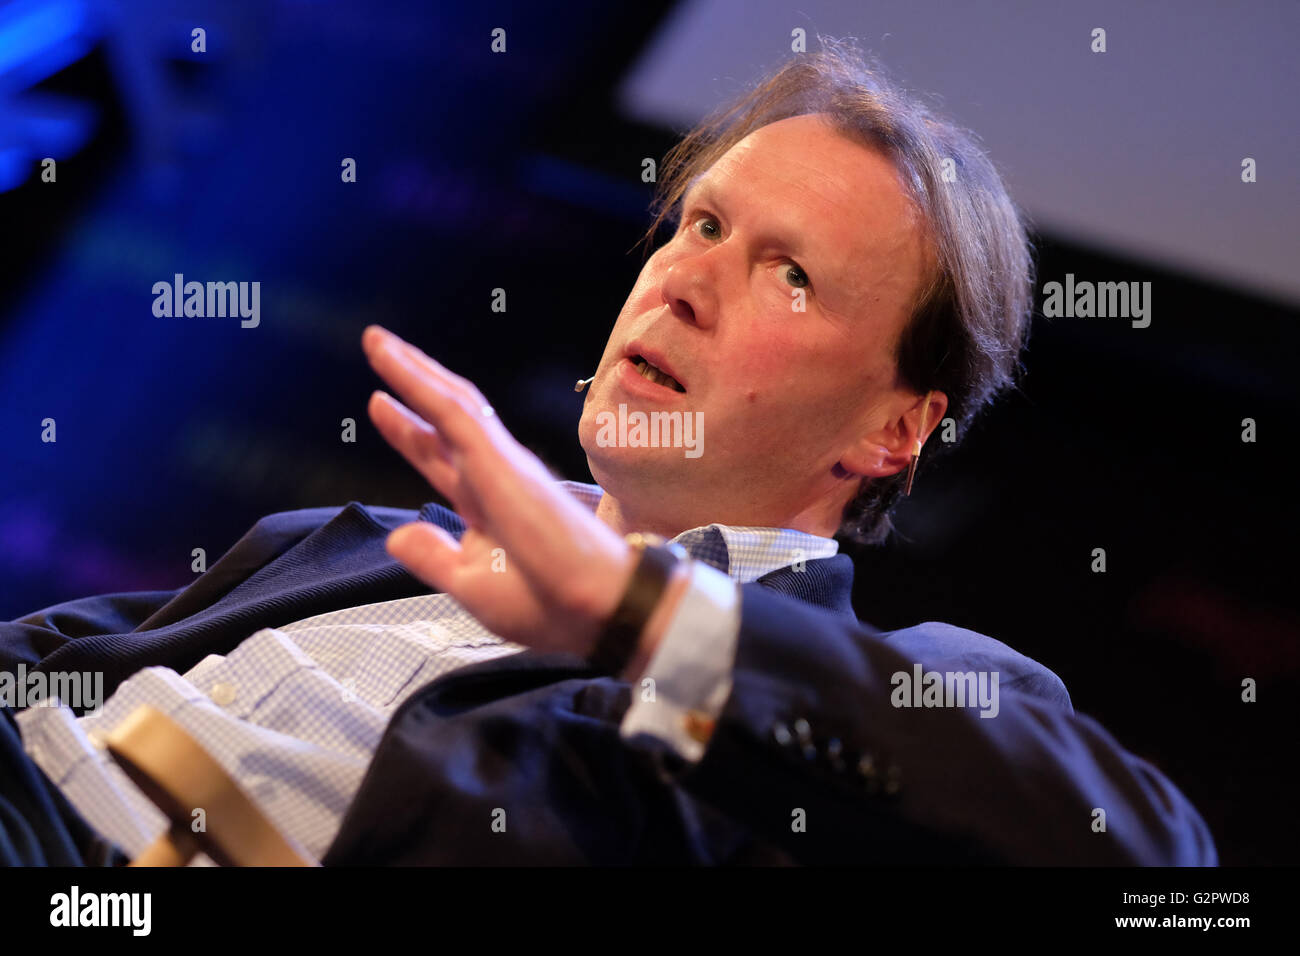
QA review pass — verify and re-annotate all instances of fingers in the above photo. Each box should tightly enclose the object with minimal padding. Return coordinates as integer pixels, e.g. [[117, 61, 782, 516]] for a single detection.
[[386, 521, 462, 595], [368, 390, 489, 528], [368, 390, 455, 489], [362, 326, 497, 455], [360, 325, 599, 578], [361, 325, 534, 524], [367, 326, 480, 401]]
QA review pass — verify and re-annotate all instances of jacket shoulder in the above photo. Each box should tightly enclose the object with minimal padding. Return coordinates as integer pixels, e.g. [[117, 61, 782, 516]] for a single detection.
[[216, 499, 458, 559], [881, 621, 1073, 712], [135, 501, 445, 632]]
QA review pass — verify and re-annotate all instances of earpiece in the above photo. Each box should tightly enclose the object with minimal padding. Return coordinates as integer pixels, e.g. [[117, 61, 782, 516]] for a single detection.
[[903, 390, 935, 496]]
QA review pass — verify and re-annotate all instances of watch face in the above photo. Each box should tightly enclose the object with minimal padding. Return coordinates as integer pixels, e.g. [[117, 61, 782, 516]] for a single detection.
[[627, 531, 668, 549], [625, 532, 687, 568]]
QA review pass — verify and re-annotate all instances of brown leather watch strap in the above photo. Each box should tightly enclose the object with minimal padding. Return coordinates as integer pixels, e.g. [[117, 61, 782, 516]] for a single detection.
[[586, 533, 684, 675]]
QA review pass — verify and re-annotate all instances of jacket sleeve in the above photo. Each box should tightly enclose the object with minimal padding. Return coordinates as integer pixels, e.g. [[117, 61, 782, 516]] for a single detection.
[[649, 582, 1218, 866]]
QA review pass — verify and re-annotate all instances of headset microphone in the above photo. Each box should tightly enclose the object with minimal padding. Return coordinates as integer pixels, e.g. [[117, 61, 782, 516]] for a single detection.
[[574, 376, 595, 393]]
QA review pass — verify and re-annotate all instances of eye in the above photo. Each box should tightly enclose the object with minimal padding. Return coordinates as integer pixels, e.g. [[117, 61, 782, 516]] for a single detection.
[[681, 210, 813, 293], [780, 262, 811, 290], [691, 213, 721, 239]]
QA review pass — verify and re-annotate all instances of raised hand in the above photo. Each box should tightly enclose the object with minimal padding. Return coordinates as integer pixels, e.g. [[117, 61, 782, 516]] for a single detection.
[[361, 325, 640, 658]]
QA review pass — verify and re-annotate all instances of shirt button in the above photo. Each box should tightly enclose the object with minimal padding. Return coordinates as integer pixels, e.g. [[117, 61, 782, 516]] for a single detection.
[[793, 718, 812, 743], [826, 738, 845, 772], [858, 754, 881, 794], [209, 682, 237, 707]]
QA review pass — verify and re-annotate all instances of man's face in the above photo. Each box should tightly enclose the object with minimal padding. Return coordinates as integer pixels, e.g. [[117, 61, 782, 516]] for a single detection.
[[578, 112, 933, 534]]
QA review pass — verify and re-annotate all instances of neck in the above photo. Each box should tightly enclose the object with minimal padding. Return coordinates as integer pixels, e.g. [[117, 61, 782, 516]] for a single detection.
[[593, 488, 844, 540], [594, 493, 683, 538]]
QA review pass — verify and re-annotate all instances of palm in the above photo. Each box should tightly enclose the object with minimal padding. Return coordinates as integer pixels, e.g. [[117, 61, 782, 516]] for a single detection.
[[444, 527, 559, 647], [361, 326, 632, 658]]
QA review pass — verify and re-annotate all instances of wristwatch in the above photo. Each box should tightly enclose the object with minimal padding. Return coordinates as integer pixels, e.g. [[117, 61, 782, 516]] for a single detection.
[[586, 533, 688, 675]]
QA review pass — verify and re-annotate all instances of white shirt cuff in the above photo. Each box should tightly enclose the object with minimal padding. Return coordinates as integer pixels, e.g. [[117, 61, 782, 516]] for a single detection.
[[618, 560, 740, 763]]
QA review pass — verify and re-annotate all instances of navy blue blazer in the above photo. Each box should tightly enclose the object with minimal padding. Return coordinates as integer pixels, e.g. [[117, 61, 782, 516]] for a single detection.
[[2, 500, 1217, 865]]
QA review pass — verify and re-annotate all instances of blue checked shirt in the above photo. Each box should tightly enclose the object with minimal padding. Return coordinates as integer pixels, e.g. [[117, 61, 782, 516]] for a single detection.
[[16, 482, 837, 863]]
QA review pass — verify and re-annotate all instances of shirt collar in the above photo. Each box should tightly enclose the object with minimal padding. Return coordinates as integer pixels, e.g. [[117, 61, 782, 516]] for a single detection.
[[559, 480, 839, 584]]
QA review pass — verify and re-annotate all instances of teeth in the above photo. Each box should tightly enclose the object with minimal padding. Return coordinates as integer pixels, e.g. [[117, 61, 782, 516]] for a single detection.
[[633, 356, 684, 392], [639, 363, 665, 386]]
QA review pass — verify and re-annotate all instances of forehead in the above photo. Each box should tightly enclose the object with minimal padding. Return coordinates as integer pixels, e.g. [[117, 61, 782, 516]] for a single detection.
[[684, 113, 928, 304]]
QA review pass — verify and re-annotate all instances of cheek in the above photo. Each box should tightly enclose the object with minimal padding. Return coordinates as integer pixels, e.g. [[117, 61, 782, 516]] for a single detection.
[[631, 249, 674, 297], [714, 357, 825, 441], [715, 341, 878, 441], [723, 334, 824, 404], [718, 357, 773, 407], [606, 263, 669, 334]]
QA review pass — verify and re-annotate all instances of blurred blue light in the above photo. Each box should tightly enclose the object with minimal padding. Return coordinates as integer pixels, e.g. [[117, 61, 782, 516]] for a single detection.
[[0, 0, 95, 87], [0, 145, 26, 190]]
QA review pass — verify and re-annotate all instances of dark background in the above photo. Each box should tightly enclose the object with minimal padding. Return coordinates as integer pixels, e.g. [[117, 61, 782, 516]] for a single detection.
[[1, 0, 1295, 864]]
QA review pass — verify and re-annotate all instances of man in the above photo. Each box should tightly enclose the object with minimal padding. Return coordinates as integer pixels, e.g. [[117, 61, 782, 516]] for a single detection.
[[2, 43, 1215, 865]]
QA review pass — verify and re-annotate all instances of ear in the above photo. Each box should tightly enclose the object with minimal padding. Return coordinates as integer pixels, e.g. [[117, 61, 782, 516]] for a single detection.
[[838, 389, 949, 480]]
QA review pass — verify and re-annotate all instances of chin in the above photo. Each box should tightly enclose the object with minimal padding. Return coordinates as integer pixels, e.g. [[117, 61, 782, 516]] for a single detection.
[[584, 442, 692, 498], [585, 440, 675, 475]]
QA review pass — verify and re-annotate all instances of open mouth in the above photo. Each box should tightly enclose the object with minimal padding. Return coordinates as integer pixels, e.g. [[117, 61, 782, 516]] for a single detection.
[[631, 355, 685, 393]]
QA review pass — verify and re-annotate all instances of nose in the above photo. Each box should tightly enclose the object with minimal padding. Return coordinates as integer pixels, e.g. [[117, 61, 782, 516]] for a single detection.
[[658, 244, 721, 330]]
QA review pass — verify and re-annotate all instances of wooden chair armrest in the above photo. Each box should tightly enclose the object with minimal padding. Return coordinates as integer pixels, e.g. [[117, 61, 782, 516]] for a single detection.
[[106, 705, 317, 867]]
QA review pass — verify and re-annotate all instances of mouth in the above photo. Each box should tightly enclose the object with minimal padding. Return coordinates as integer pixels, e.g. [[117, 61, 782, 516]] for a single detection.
[[627, 353, 686, 393]]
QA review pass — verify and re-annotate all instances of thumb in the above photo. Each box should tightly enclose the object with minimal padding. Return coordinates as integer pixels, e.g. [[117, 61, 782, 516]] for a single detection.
[[386, 522, 462, 593]]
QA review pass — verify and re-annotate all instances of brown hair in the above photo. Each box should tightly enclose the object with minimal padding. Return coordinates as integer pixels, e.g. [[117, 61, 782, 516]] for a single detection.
[[640, 37, 1035, 545]]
